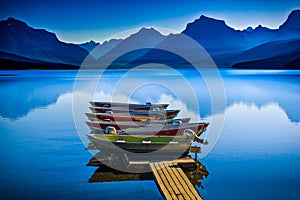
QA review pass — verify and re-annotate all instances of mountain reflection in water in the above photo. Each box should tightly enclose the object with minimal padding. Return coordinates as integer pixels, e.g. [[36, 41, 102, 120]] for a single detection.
[[0, 70, 299, 200]]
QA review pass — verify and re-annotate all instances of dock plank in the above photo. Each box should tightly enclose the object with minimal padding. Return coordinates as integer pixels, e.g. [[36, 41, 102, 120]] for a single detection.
[[158, 162, 185, 200], [174, 167, 202, 200], [167, 162, 198, 200], [150, 163, 177, 200], [150, 163, 173, 200], [161, 162, 191, 200], [150, 161, 202, 200], [171, 165, 198, 200], [155, 163, 179, 200], [151, 163, 175, 199]]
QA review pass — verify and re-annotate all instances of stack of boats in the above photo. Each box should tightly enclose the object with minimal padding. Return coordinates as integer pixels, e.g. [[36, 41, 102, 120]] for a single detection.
[[86, 101, 209, 156]]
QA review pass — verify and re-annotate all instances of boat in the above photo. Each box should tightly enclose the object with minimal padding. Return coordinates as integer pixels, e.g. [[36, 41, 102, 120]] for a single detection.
[[88, 133, 195, 154], [89, 107, 180, 119], [85, 110, 180, 121], [89, 122, 209, 136], [86, 118, 191, 130], [85, 101, 210, 158], [85, 112, 158, 122], [90, 101, 169, 110]]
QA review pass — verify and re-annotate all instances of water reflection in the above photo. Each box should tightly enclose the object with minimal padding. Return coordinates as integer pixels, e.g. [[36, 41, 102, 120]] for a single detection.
[[0, 70, 299, 123], [86, 151, 209, 190], [87, 152, 154, 183], [223, 74, 300, 122], [0, 79, 72, 119], [0, 70, 299, 200]]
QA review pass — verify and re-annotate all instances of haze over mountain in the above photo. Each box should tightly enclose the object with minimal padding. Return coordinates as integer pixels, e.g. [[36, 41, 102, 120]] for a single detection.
[[93, 27, 166, 67], [182, 15, 248, 54], [89, 39, 123, 58], [229, 10, 300, 69], [77, 40, 99, 52], [0, 9, 299, 69], [130, 9, 300, 69], [231, 39, 300, 69], [0, 17, 88, 66], [241, 10, 300, 45], [216, 38, 300, 68], [240, 25, 276, 47]]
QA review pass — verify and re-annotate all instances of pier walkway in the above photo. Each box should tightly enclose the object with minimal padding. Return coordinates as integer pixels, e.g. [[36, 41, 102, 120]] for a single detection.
[[150, 159, 202, 200]]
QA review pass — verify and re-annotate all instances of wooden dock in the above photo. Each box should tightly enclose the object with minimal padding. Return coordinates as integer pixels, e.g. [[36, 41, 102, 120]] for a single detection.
[[150, 159, 202, 200]]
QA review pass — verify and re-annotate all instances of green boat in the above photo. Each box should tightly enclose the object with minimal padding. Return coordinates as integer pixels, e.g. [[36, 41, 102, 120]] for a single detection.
[[88, 130, 207, 154]]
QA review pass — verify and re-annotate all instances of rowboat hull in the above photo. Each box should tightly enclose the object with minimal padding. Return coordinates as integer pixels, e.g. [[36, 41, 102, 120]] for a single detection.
[[90, 107, 180, 119], [86, 118, 191, 130], [85, 113, 157, 122], [88, 134, 191, 154], [89, 122, 209, 136], [90, 101, 169, 110]]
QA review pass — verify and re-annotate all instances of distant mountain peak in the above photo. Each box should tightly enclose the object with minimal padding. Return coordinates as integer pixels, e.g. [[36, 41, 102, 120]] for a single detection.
[[181, 14, 249, 52], [136, 27, 162, 35], [183, 14, 234, 34], [189, 15, 227, 27], [1, 17, 28, 27], [279, 9, 300, 30], [101, 38, 122, 45], [5, 17, 23, 22], [77, 40, 100, 52], [140, 27, 154, 31], [254, 25, 271, 31], [0, 17, 88, 65], [245, 26, 254, 32], [81, 40, 98, 46], [200, 15, 225, 22], [0, 17, 57, 39], [88, 40, 97, 44], [182, 14, 236, 39], [126, 27, 165, 41], [290, 9, 300, 15]]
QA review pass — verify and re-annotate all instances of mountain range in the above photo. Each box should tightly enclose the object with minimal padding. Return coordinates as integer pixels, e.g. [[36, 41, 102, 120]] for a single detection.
[[0, 10, 299, 69]]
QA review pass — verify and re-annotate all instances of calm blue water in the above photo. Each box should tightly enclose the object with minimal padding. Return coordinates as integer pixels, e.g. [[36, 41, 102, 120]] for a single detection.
[[0, 69, 299, 200]]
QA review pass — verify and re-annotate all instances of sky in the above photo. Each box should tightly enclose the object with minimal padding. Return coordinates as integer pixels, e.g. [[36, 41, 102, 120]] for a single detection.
[[0, 0, 299, 43]]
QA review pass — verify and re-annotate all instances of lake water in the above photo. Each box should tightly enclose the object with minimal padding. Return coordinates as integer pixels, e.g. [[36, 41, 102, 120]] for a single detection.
[[0, 69, 299, 200]]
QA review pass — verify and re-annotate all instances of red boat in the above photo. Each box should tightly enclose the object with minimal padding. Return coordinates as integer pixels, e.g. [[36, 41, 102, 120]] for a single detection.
[[86, 118, 191, 130], [90, 107, 180, 119], [89, 122, 209, 136], [89, 101, 169, 110], [86, 112, 158, 122]]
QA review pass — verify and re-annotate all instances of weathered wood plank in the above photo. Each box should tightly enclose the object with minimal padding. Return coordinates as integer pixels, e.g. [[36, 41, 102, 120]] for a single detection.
[[151, 163, 178, 200], [158, 162, 185, 200], [171, 166, 198, 200], [150, 163, 173, 200], [150, 161, 202, 200], [161, 162, 191, 200], [174, 167, 202, 200], [153, 162, 178, 200]]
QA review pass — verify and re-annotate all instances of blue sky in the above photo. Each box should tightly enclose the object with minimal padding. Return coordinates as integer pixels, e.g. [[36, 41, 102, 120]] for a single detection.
[[0, 0, 299, 43]]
